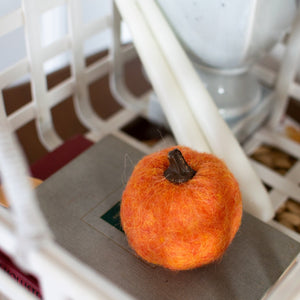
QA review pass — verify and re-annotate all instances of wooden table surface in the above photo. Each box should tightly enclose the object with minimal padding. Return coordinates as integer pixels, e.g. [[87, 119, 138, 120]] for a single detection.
[[2, 48, 299, 165], [3, 50, 150, 165]]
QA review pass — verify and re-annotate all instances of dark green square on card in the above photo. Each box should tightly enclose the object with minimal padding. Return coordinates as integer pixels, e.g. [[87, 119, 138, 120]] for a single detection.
[[101, 201, 124, 233]]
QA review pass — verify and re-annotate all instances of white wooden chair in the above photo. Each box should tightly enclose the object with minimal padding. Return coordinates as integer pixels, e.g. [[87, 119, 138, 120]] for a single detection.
[[0, 1, 299, 299]]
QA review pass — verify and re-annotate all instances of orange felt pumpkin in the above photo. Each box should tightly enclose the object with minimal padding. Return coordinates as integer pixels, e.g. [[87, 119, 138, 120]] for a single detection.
[[121, 146, 242, 271]]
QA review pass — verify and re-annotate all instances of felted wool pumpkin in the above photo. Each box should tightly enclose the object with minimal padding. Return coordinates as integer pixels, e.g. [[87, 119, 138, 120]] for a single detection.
[[121, 146, 242, 271]]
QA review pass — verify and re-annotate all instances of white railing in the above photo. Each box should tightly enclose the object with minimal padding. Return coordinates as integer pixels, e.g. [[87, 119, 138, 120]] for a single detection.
[[0, 0, 299, 299]]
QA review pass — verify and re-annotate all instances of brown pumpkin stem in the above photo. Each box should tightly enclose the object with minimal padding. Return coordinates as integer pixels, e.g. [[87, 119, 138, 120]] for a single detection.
[[164, 149, 196, 184]]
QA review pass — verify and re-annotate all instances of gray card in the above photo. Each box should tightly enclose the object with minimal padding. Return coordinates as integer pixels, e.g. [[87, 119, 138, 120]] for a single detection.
[[36, 135, 300, 300]]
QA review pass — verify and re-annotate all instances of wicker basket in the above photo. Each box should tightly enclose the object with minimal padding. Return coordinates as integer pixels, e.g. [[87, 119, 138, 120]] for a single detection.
[[0, 1, 299, 299]]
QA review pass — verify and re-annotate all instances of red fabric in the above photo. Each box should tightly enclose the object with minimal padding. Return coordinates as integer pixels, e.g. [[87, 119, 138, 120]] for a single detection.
[[30, 135, 93, 180], [0, 249, 42, 298]]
